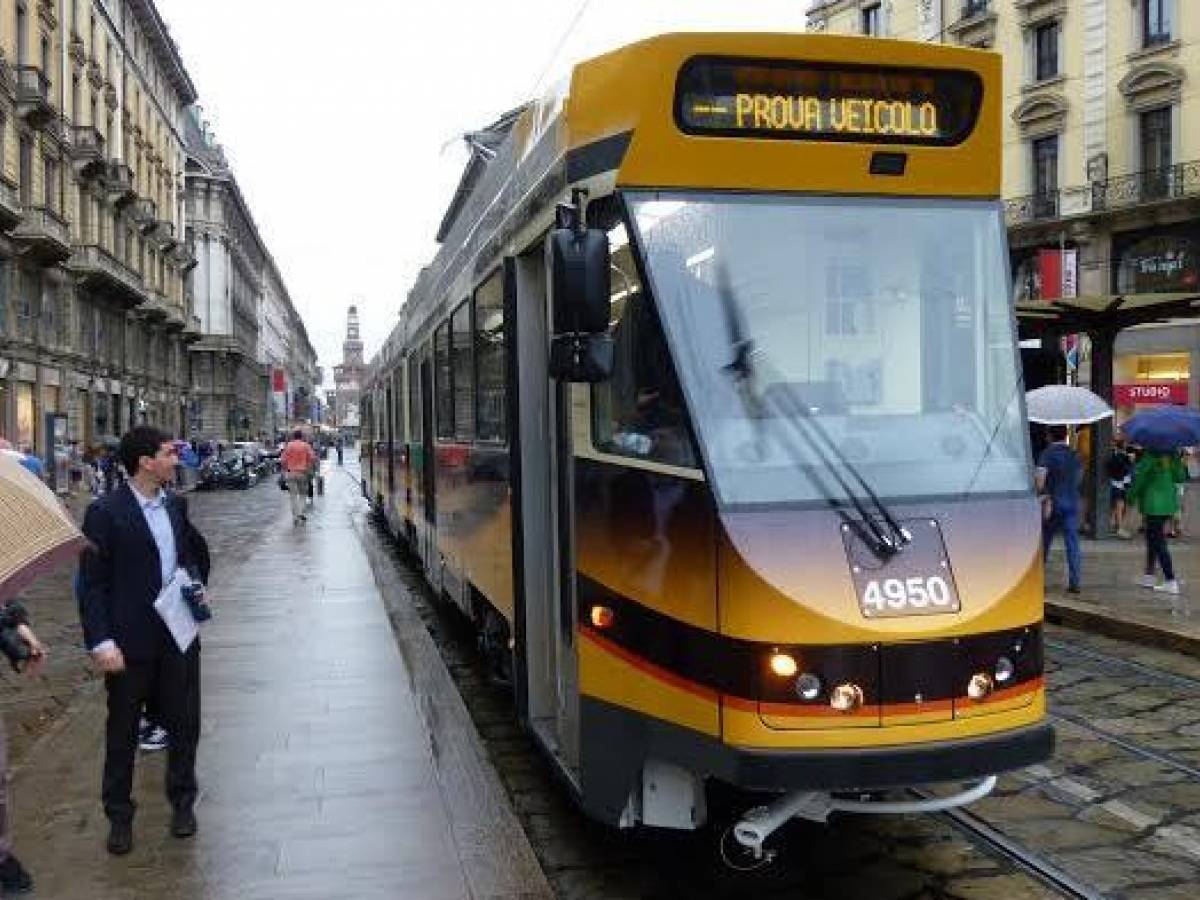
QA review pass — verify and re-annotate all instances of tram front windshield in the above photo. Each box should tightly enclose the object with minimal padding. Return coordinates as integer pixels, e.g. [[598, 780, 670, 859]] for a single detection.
[[626, 192, 1029, 508]]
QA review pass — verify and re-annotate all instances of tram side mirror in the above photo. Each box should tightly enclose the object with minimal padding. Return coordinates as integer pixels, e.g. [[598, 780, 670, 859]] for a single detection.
[[547, 226, 612, 381]]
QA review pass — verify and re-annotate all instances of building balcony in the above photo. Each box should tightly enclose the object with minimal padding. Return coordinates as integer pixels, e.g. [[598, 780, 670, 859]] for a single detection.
[[68, 33, 86, 68], [152, 219, 178, 250], [1091, 163, 1200, 211], [68, 244, 146, 309], [12, 206, 71, 264], [0, 178, 20, 232], [171, 243, 198, 273], [106, 162, 136, 206], [1006, 161, 1200, 228], [132, 197, 158, 233], [15, 66, 55, 127], [70, 125, 106, 178], [182, 315, 204, 345], [1005, 191, 1062, 226], [948, 1, 997, 47], [138, 291, 170, 323]]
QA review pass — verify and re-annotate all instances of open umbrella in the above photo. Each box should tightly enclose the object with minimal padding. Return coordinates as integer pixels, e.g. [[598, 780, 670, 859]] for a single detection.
[[0, 453, 85, 604], [1025, 385, 1114, 426], [1122, 406, 1200, 452]]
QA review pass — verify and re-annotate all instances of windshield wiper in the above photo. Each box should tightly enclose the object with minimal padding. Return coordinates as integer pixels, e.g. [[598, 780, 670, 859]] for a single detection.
[[959, 371, 1026, 502], [715, 265, 911, 559]]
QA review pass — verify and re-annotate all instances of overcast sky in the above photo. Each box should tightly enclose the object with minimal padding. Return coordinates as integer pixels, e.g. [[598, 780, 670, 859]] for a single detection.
[[155, 1, 811, 382]]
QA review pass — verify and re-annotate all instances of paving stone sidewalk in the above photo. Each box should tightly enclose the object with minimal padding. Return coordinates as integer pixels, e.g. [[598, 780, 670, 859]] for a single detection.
[[8, 469, 551, 899]]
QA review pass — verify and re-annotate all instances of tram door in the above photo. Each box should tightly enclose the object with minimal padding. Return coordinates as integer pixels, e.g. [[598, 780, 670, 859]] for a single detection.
[[512, 250, 580, 778]]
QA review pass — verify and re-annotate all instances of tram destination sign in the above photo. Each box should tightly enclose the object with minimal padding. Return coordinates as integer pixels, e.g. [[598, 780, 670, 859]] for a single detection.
[[675, 57, 983, 146]]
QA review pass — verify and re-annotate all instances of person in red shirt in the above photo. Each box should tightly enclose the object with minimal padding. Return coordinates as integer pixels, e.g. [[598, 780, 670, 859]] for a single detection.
[[281, 430, 317, 525]]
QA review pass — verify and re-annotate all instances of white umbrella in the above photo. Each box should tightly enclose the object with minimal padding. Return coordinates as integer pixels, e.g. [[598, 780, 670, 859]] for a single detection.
[[0, 453, 85, 603], [1025, 385, 1114, 426]]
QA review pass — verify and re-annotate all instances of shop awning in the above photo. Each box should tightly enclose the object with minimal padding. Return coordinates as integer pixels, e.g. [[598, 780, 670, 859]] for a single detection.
[[1016, 292, 1200, 337]]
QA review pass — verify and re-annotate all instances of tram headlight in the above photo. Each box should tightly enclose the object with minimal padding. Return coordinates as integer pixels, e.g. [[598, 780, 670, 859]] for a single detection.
[[994, 656, 1015, 684], [830, 683, 864, 713], [967, 672, 994, 700], [589, 606, 615, 630], [795, 673, 823, 701], [769, 653, 798, 678]]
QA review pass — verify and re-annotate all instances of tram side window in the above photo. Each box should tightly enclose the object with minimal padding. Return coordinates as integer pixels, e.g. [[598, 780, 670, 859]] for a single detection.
[[474, 271, 506, 443], [592, 233, 698, 469], [408, 354, 422, 442], [392, 366, 406, 444], [452, 300, 474, 440], [435, 321, 453, 440]]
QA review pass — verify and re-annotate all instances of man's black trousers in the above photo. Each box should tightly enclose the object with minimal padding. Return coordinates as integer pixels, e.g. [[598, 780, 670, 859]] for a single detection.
[[102, 642, 200, 824]]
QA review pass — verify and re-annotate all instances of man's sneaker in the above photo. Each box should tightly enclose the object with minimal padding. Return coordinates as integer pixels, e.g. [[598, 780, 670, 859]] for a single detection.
[[1066, 585, 1081, 594], [106, 821, 133, 856], [170, 807, 197, 839], [138, 724, 168, 752], [0, 854, 33, 893], [1139, 574, 1158, 588], [1154, 580, 1182, 595]]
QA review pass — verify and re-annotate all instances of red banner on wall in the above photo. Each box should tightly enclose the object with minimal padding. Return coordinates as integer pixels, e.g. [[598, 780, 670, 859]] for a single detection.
[[272, 368, 286, 393], [1114, 382, 1189, 406], [1038, 249, 1077, 301]]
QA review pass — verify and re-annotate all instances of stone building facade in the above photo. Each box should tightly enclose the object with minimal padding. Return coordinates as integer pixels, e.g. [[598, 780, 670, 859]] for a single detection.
[[260, 253, 320, 440], [182, 108, 317, 442], [808, 0, 1200, 412], [0, 0, 198, 455]]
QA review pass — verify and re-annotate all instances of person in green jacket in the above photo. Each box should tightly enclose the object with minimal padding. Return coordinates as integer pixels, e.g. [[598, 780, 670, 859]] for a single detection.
[[1127, 449, 1189, 595]]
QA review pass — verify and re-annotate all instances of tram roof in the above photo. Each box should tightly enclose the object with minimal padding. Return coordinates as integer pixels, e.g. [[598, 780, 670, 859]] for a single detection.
[[371, 32, 1003, 376]]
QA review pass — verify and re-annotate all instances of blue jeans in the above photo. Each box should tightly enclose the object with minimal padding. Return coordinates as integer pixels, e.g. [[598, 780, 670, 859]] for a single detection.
[[1043, 507, 1081, 589]]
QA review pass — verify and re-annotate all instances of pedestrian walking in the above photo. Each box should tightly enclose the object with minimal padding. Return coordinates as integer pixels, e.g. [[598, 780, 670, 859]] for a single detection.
[[1036, 425, 1083, 594], [1128, 448, 1189, 595], [281, 429, 317, 525], [1106, 437, 1134, 538], [336, 437, 344, 467], [77, 426, 209, 856]]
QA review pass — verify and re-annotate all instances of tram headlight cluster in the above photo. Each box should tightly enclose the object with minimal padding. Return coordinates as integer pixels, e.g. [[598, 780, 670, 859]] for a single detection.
[[829, 683, 864, 713], [769, 652, 798, 678], [967, 672, 994, 701], [994, 656, 1015, 685], [795, 673, 823, 702]]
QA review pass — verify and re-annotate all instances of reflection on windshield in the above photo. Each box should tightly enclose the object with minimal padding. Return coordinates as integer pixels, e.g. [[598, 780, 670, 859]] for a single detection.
[[627, 192, 1029, 507]]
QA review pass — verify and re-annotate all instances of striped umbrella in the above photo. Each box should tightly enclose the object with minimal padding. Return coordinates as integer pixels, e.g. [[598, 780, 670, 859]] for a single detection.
[[0, 452, 85, 604]]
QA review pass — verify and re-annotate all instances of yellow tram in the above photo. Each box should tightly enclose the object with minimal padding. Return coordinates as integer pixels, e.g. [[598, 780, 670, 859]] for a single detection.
[[361, 32, 1052, 853]]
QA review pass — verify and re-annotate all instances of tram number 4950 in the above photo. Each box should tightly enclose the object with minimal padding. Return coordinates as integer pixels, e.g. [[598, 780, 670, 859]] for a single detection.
[[859, 576, 958, 616]]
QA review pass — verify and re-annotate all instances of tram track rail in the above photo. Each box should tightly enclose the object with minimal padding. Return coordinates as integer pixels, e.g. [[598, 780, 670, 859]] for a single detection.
[[919, 795, 1107, 900], [1047, 636, 1200, 693]]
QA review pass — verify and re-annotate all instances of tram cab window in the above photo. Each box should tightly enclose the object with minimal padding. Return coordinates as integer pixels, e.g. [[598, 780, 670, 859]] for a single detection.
[[627, 192, 1028, 507], [592, 224, 699, 470]]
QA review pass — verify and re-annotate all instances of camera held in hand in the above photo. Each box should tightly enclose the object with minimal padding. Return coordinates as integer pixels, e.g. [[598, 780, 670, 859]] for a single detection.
[[181, 572, 211, 623], [0, 602, 33, 672]]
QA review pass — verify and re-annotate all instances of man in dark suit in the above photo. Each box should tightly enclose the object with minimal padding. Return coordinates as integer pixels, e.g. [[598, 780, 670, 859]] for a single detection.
[[78, 426, 208, 856]]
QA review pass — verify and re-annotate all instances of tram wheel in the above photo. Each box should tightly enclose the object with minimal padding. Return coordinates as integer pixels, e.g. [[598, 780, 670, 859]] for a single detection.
[[716, 822, 780, 874]]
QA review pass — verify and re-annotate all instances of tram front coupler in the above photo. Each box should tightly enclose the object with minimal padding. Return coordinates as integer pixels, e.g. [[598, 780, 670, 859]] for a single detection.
[[731, 775, 999, 857]]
